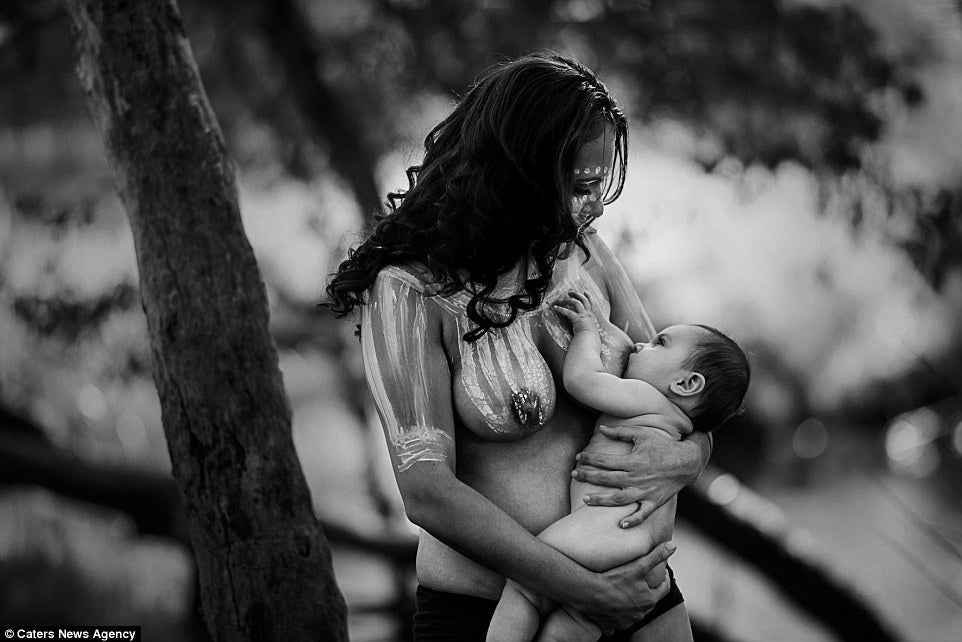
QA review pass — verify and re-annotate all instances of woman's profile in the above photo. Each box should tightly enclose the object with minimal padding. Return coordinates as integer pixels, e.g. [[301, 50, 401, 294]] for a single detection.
[[326, 53, 712, 641]]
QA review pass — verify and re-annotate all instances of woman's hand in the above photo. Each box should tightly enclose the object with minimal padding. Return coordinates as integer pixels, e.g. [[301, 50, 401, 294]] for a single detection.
[[569, 541, 677, 633], [573, 424, 711, 527]]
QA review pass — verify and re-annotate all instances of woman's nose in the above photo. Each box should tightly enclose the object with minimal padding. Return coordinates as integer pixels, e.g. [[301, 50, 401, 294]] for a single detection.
[[588, 188, 604, 216]]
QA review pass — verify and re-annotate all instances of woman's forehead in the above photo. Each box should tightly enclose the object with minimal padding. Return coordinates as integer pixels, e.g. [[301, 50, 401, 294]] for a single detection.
[[573, 129, 615, 176]]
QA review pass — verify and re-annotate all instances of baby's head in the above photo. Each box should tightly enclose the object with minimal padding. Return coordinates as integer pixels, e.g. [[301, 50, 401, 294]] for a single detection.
[[625, 324, 750, 432]]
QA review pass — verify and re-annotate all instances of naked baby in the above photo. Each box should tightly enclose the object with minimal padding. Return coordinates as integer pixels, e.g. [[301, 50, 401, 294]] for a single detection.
[[486, 290, 750, 642]]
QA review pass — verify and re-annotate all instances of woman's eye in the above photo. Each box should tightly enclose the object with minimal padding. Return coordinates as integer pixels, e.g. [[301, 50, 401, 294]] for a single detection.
[[573, 185, 591, 196]]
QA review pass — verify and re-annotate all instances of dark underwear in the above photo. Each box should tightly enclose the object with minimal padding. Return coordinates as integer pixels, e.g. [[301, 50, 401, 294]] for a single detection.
[[413, 565, 683, 641]]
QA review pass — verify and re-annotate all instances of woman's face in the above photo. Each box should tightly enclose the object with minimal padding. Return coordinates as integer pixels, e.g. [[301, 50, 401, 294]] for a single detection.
[[570, 125, 616, 230]]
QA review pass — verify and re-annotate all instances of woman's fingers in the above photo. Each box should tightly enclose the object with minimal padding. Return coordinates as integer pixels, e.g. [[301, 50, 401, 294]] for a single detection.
[[620, 501, 655, 528], [636, 542, 677, 574], [603, 543, 675, 590], [582, 487, 642, 507], [644, 561, 668, 588], [647, 572, 671, 602], [575, 450, 629, 470], [596, 423, 637, 443], [571, 467, 630, 486], [589, 542, 677, 630]]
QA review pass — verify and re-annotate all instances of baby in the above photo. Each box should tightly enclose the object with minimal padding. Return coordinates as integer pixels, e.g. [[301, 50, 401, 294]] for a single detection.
[[486, 291, 750, 642]]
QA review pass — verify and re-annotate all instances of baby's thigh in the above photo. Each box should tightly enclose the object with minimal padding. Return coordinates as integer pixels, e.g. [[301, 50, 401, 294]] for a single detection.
[[536, 607, 601, 642], [504, 579, 554, 615], [538, 504, 655, 572]]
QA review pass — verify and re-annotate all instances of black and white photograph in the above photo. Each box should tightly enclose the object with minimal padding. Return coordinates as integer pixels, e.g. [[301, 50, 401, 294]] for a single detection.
[[1, 1, 961, 640]]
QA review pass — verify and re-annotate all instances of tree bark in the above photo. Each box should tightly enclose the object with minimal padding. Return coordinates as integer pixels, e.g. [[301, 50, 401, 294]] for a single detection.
[[63, 1, 348, 640]]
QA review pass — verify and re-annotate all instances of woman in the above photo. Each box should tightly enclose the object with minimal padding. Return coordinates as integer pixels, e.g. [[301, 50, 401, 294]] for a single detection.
[[327, 53, 711, 640]]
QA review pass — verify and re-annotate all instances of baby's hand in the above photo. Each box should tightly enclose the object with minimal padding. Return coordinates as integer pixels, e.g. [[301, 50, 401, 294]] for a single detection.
[[553, 291, 597, 334]]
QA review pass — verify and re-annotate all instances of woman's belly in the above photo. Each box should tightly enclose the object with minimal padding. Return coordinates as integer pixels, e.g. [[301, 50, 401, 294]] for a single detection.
[[416, 394, 594, 598]]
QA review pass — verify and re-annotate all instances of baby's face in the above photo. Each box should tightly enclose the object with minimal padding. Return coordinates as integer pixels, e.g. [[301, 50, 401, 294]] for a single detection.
[[624, 324, 706, 391]]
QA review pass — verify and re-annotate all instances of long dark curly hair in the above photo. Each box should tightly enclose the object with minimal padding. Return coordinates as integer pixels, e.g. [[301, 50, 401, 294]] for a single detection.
[[325, 52, 628, 341]]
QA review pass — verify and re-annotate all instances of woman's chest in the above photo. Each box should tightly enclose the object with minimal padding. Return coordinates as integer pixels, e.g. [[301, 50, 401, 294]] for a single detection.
[[441, 269, 634, 441]]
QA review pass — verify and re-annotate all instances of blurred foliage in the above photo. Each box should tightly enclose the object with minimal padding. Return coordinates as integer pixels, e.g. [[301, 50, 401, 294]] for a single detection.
[[0, 0, 915, 174], [187, 0, 913, 175], [8, 0, 956, 284], [2, 2, 962, 637], [2, 0, 961, 441], [1, 0, 960, 451], [0, 488, 195, 640], [13, 282, 137, 342]]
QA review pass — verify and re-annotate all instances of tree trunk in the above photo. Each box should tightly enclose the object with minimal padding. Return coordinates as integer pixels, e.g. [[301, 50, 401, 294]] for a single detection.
[[63, 1, 348, 640]]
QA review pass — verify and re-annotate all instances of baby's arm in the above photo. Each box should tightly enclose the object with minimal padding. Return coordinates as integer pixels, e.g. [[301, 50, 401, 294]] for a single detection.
[[554, 292, 676, 418]]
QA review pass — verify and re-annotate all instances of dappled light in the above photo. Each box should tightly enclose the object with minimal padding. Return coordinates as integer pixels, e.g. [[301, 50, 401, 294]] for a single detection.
[[2, 0, 962, 640]]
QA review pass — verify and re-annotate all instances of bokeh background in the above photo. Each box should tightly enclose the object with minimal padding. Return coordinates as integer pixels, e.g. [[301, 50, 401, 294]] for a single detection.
[[2, 0, 962, 640]]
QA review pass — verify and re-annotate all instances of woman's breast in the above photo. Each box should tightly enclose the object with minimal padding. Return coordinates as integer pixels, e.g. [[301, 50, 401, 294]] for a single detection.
[[446, 273, 633, 441], [451, 316, 558, 440]]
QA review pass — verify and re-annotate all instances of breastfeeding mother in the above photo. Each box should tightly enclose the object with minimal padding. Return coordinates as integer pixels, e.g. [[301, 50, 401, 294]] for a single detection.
[[326, 54, 710, 640]]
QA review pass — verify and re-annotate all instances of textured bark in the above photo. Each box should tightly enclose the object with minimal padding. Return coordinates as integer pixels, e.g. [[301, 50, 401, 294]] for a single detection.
[[63, 1, 348, 640]]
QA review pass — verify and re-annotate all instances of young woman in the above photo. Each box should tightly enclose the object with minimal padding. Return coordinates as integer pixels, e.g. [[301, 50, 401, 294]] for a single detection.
[[327, 53, 710, 641]]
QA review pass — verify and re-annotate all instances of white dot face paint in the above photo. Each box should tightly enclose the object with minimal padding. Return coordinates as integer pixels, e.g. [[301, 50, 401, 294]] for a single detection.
[[571, 126, 616, 226]]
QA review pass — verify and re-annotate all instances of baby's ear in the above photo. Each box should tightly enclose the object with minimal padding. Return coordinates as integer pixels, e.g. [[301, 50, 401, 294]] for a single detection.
[[669, 372, 705, 397]]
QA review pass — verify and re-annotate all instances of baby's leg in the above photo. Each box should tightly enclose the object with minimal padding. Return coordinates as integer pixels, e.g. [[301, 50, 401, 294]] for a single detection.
[[486, 580, 552, 642], [628, 604, 693, 642], [536, 606, 602, 642]]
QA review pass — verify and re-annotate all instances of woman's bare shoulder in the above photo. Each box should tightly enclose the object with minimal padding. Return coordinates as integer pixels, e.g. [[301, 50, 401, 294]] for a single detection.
[[375, 263, 432, 292]]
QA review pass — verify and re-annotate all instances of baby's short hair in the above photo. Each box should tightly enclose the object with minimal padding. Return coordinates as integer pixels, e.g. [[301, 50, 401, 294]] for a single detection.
[[686, 325, 750, 433]]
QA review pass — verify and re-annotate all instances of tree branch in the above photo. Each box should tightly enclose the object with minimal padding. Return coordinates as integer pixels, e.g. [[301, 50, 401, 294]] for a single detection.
[[679, 469, 900, 641]]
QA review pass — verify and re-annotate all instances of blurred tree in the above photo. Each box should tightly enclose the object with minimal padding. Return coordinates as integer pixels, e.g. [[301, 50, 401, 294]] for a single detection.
[[369, 0, 904, 169], [0, 0, 957, 638], [61, 0, 347, 640], [0, 0, 930, 223]]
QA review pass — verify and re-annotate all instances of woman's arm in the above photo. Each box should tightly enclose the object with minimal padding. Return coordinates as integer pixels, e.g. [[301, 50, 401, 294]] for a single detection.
[[582, 235, 711, 527], [399, 460, 676, 629], [361, 269, 673, 629]]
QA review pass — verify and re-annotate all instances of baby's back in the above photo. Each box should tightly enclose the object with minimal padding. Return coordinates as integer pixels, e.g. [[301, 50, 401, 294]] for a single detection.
[[533, 413, 679, 572], [569, 412, 679, 512]]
